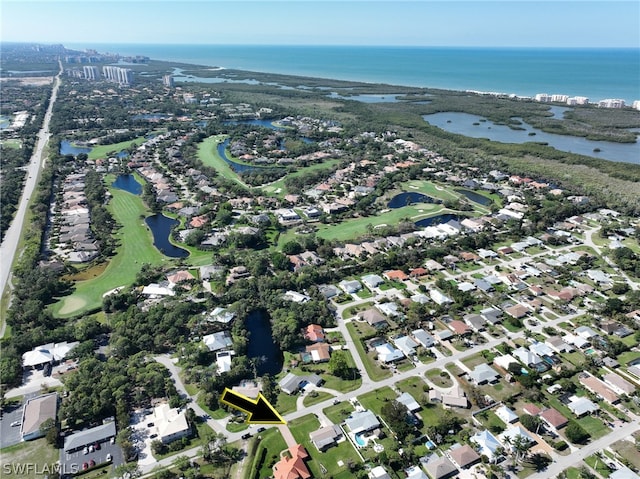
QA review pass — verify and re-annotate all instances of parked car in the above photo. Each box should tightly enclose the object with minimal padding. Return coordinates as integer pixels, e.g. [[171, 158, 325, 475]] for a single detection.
[[93, 442, 100, 450], [106, 453, 112, 462], [256, 427, 265, 433], [82, 447, 89, 455], [10, 421, 21, 427], [241, 433, 252, 440]]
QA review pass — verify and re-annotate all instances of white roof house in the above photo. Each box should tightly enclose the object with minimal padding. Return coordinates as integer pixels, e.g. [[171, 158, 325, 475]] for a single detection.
[[512, 347, 542, 367], [345, 410, 380, 434], [202, 331, 233, 352], [283, 290, 311, 303], [393, 335, 419, 356], [375, 343, 405, 363], [154, 403, 190, 444], [216, 350, 234, 373], [470, 430, 502, 462], [430, 289, 453, 305], [22, 341, 79, 367], [495, 405, 518, 424], [205, 307, 236, 324], [468, 364, 500, 385], [575, 326, 599, 340], [529, 341, 554, 358], [377, 302, 400, 317], [493, 354, 519, 371], [567, 396, 599, 417], [362, 274, 385, 290], [339, 279, 362, 294], [396, 392, 421, 412]]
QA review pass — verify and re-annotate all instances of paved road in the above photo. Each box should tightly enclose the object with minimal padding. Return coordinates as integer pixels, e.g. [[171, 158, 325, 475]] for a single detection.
[[0, 62, 62, 336]]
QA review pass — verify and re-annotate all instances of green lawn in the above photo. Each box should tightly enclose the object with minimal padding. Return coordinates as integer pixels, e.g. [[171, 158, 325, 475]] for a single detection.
[[261, 159, 341, 198], [313, 205, 455, 242], [357, 386, 396, 416], [51, 178, 170, 317], [345, 322, 392, 381], [246, 428, 287, 479], [88, 135, 151, 160], [288, 414, 362, 479], [302, 391, 335, 407], [323, 402, 355, 425], [197, 135, 247, 184], [0, 438, 60, 479], [584, 454, 612, 478]]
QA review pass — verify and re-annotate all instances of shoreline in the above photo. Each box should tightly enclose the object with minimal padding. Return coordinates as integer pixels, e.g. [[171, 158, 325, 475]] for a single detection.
[[62, 43, 640, 104]]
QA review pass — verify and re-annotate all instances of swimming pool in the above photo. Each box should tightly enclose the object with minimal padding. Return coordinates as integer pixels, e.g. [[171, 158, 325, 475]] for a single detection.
[[354, 433, 367, 447]]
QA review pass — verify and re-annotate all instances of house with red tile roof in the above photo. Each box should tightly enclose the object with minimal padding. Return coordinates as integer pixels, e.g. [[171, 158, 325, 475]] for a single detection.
[[304, 324, 325, 343], [273, 444, 311, 479], [539, 407, 568, 430], [384, 270, 409, 282], [448, 320, 471, 336]]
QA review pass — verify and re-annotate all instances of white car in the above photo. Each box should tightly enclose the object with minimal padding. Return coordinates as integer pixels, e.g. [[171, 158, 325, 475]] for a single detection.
[[83, 447, 89, 455], [106, 453, 112, 462]]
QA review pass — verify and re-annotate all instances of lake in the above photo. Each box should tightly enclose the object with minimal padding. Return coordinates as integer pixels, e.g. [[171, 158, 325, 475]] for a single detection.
[[415, 213, 460, 228], [423, 112, 640, 164], [60, 140, 92, 156], [388, 192, 439, 208], [112, 174, 142, 195], [144, 214, 190, 258], [454, 188, 492, 206], [246, 310, 283, 376], [217, 138, 260, 173]]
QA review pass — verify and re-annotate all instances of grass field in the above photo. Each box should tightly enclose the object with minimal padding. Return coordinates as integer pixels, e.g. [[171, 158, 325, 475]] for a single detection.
[[245, 428, 287, 479], [87, 135, 151, 160], [261, 159, 342, 197], [51, 178, 169, 317], [0, 438, 60, 479], [197, 135, 247, 184]]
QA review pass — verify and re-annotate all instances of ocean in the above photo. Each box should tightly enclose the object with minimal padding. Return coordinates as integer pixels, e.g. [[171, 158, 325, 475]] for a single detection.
[[66, 44, 640, 104]]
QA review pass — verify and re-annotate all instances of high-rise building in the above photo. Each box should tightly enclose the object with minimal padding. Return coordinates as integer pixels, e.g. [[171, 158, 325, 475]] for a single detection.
[[163, 75, 175, 88], [83, 66, 99, 80], [102, 66, 133, 86]]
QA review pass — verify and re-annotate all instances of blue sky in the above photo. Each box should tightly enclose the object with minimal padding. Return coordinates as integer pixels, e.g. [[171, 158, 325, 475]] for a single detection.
[[1, 1, 638, 47]]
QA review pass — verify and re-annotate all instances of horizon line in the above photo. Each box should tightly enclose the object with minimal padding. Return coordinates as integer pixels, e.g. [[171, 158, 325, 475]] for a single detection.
[[2, 40, 639, 49]]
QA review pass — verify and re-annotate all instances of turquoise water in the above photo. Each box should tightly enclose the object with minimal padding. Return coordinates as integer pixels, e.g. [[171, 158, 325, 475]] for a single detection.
[[66, 44, 640, 103], [355, 433, 366, 447]]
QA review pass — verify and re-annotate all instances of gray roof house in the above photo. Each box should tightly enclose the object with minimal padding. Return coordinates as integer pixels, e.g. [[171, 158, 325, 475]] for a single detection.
[[393, 335, 419, 356], [64, 421, 117, 452], [468, 364, 500, 385], [345, 410, 380, 435], [412, 329, 435, 348], [309, 424, 343, 451]]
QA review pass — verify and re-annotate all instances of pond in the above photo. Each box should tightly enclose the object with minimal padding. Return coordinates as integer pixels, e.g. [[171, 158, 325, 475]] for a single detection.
[[217, 139, 261, 173], [60, 140, 92, 156], [387, 192, 439, 209], [246, 310, 284, 376], [112, 174, 142, 195], [223, 119, 287, 130], [423, 112, 640, 164], [414, 213, 460, 228], [454, 188, 492, 206], [144, 214, 190, 258]]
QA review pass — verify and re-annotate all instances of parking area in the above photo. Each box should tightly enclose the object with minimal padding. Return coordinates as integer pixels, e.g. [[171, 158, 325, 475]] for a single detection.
[[60, 438, 123, 477], [0, 400, 25, 448], [5, 368, 62, 399], [131, 409, 156, 468]]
